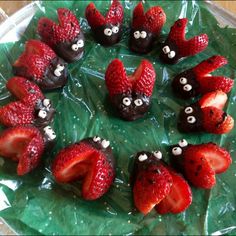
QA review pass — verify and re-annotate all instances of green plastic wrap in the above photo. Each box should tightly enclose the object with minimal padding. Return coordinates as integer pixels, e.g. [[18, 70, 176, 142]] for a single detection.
[[0, 1, 236, 235]]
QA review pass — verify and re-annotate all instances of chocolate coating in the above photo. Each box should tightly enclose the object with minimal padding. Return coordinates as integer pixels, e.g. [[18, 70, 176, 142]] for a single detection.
[[129, 28, 155, 54], [55, 32, 85, 63], [172, 69, 200, 99], [110, 92, 151, 121], [178, 103, 204, 133], [92, 23, 122, 46]]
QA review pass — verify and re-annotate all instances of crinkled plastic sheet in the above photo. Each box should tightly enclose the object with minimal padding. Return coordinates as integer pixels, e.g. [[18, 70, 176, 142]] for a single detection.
[[0, 1, 236, 235]]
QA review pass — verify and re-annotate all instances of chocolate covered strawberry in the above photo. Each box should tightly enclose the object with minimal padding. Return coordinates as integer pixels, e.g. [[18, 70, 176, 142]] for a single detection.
[[160, 18, 208, 64], [170, 139, 232, 188], [85, 0, 124, 46], [13, 40, 68, 90], [52, 136, 115, 200], [172, 55, 234, 98], [105, 59, 156, 121], [178, 90, 234, 134], [130, 2, 166, 53], [38, 8, 85, 63]]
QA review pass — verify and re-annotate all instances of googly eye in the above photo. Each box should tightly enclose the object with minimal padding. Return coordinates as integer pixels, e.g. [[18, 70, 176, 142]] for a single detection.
[[172, 147, 182, 156], [122, 97, 131, 106], [42, 99, 51, 108], [179, 77, 187, 85], [134, 99, 143, 107], [153, 151, 162, 160], [140, 31, 147, 39], [134, 31, 140, 39], [184, 107, 193, 114], [138, 154, 148, 162], [101, 139, 110, 148], [162, 46, 170, 54], [178, 139, 188, 148], [187, 116, 196, 124], [104, 28, 112, 36], [57, 64, 65, 71], [43, 126, 52, 132], [183, 84, 192, 91], [38, 110, 47, 119], [54, 69, 61, 77], [71, 44, 79, 51], [77, 39, 84, 48], [168, 51, 176, 59], [43, 126, 56, 141], [112, 26, 119, 34], [93, 136, 101, 142]]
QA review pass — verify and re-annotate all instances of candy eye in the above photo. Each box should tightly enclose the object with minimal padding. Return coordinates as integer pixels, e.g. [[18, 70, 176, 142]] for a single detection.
[[185, 107, 193, 114], [54, 69, 62, 77], [162, 46, 170, 54], [104, 28, 112, 36], [179, 77, 187, 85], [138, 154, 148, 162], [140, 31, 147, 39], [187, 116, 196, 124], [134, 31, 140, 39], [172, 147, 182, 156], [77, 39, 84, 48], [183, 84, 192, 91], [101, 139, 110, 148], [71, 44, 79, 51], [168, 51, 176, 59], [38, 110, 47, 119], [122, 97, 131, 106], [93, 136, 101, 142], [43, 99, 51, 108], [112, 26, 119, 34], [178, 139, 188, 147], [43, 126, 56, 141], [134, 99, 143, 107], [153, 151, 162, 160]]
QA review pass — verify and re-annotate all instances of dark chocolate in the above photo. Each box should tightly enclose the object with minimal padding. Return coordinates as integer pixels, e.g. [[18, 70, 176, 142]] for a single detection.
[[92, 23, 122, 46], [129, 28, 155, 54], [178, 103, 204, 133], [55, 32, 85, 63], [110, 92, 150, 121], [172, 69, 200, 99]]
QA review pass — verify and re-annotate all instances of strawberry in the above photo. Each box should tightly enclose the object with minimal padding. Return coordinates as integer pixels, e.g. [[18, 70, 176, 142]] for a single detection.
[[0, 126, 44, 175], [52, 137, 115, 200], [155, 169, 192, 214], [132, 151, 172, 215], [132, 2, 145, 29], [172, 55, 234, 99], [160, 18, 208, 64]]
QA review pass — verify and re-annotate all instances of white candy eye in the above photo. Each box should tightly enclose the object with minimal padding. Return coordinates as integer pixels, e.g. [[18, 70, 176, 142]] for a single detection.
[[134, 31, 140, 39], [71, 44, 79, 51], [187, 116, 196, 124], [122, 97, 131, 106], [77, 39, 84, 48], [162, 46, 170, 54], [54, 69, 61, 77], [93, 136, 101, 142], [101, 139, 110, 148], [104, 28, 112, 36], [43, 99, 51, 108], [140, 31, 147, 39], [179, 77, 187, 85], [185, 107, 193, 114], [138, 154, 148, 162], [153, 151, 162, 160], [172, 147, 182, 156], [43, 126, 56, 141], [38, 110, 47, 119], [134, 99, 143, 107], [43, 126, 52, 132], [183, 84, 192, 91], [112, 26, 119, 34], [57, 64, 64, 71], [168, 51, 176, 59], [178, 139, 188, 147]]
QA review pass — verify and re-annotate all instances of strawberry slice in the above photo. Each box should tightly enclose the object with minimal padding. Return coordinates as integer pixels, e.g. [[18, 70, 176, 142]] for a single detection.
[[52, 137, 115, 200], [132, 2, 145, 29], [0, 126, 44, 175], [155, 169, 192, 214], [106, 0, 124, 25]]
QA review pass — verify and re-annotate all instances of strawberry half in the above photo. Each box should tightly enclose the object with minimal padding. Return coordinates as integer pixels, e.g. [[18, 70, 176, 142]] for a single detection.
[[171, 140, 232, 189], [52, 136, 115, 200], [132, 151, 172, 215], [155, 168, 192, 214], [0, 126, 44, 175], [105, 59, 156, 120], [160, 18, 208, 64], [172, 55, 234, 99]]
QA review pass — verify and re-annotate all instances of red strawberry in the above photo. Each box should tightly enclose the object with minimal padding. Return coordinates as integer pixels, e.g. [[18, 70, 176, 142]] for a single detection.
[[52, 137, 115, 200], [132, 2, 145, 29], [6, 77, 44, 107], [106, 0, 124, 25], [0, 126, 44, 175], [155, 169, 192, 214]]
